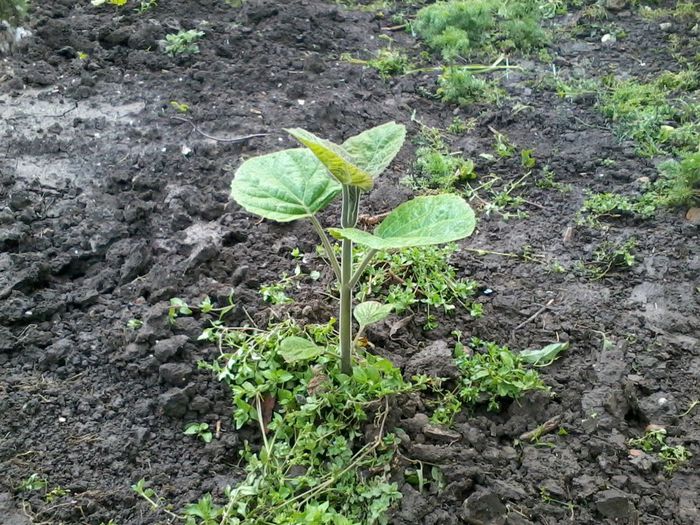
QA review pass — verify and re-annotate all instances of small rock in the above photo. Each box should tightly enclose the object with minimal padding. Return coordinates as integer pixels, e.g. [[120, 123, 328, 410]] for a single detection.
[[190, 395, 212, 414], [659, 22, 673, 32], [601, 33, 616, 45], [153, 335, 189, 362], [462, 489, 507, 525], [595, 489, 637, 520], [400, 412, 430, 435], [159, 388, 189, 417], [159, 363, 191, 386], [404, 340, 460, 380], [423, 424, 461, 443], [685, 207, 700, 224], [605, 0, 627, 10]]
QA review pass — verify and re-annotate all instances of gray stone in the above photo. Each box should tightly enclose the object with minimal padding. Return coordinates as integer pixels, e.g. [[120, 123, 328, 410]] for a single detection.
[[423, 424, 461, 443], [404, 340, 460, 380], [605, 0, 627, 10], [659, 22, 673, 32], [159, 388, 189, 417], [462, 489, 507, 525], [595, 489, 637, 520], [153, 335, 189, 362], [159, 363, 192, 386]]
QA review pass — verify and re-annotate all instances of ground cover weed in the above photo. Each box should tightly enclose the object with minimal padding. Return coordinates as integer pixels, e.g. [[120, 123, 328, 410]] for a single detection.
[[599, 70, 700, 158], [629, 425, 692, 473], [429, 336, 549, 424], [0, 0, 26, 22], [193, 318, 426, 523], [230, 121, 475, 374], [165, 29, 205, 56], [437, 66, 505, 105], [574, 238, 636, 280], [413, 0, 549, 60], [342, 48, 413, 79], [355, 243, 481, 329]]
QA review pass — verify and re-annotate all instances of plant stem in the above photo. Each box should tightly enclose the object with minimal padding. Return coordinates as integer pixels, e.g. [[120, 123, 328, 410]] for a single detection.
[[340, 238, 353, 375], [349, 249, 378, 289], [339, 185, 361, 375], [310, 215, 342, 281]]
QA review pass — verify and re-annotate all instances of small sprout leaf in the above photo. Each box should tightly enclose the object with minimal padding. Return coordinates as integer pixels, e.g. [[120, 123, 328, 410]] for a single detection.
[[331, 194, 476, 250], [520, 342, 569, 366], [231, 148, 341, 222], [286, 128, 374, 190], [354, 301, 394, 327], [278, 336, 324, 363], [341, 121, 406, 178]]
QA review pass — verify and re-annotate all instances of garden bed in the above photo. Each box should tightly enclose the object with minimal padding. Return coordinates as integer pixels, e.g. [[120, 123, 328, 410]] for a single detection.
[[1, 0, 698, 524]]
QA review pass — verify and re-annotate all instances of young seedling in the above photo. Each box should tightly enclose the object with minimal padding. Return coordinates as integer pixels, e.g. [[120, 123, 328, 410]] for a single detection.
[[184, 422, 213, 443], [230, 122, 476, 374]]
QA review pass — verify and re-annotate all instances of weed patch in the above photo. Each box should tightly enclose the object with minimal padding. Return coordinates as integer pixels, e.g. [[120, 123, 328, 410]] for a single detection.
[[414, 0, 549, 60], [599, 70, 700, 157]]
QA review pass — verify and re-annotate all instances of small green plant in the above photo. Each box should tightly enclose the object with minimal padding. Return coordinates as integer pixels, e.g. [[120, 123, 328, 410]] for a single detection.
[[629, 426, 691, 473], [184, 422, 213, 443], [455, 337, 548, 411], [164, 29, 205, 56], [230, 122, 476, 374], [343, 48, 412, 79], [170, 100, 190, 113], [127, 318, 143, 330], [447, 116, 476, 134], [168, 295, 234, 324], [44, 486, 69, 503], [437, 67, 504, 106], [492, 129, 515, 158], [17, 474, 47, 492], [406, 125, 477, 192], [536, 166, 569, 192], [575, 238, 637, 280], [136, 0, 157, 12], [520, 149, 536, 170]]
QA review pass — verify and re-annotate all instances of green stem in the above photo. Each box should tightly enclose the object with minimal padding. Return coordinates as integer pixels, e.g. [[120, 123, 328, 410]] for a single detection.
[[340, 238, 353, 375], [310, 215, 341, 282], [339, 185, 360, 375], [349, 249, 378, 290]]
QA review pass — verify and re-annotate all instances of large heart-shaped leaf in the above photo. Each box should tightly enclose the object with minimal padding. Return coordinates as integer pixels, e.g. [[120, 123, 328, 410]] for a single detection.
[[354, 301, 395, 328], [278, 336, 324, 363], [286, 128, 374, 191], [230, 148, 341, 222], [342, 122, 406, 178], [330, 194, 476, 250]]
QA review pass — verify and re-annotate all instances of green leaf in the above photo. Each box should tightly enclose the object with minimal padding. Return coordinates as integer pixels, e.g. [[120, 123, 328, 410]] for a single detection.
[[519, 342, 569, 366], [230, 148, 341, 222], [331, 194, 476, 250], [342, 121, 406, 178], [354, 301, 394, 327], [278, 336, 324, 363], [286, 128, 374, 191]]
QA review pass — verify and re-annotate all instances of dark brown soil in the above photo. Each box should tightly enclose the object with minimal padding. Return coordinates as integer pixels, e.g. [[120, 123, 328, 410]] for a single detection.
[[1, 1, 698, 524]]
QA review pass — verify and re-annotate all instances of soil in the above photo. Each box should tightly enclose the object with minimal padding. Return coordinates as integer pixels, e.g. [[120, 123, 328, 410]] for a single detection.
[[1, 1, 698, 524]]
